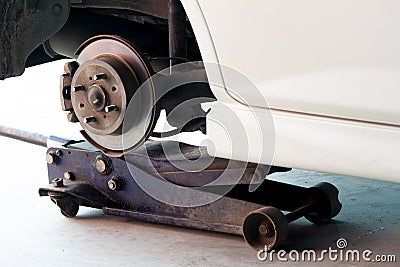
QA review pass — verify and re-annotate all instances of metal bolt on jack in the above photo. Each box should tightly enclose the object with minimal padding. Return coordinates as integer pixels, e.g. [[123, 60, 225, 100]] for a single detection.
[[108, 176, 123, 191], [63, 172, 74, 181], [46, 153, 57, 164], [52, 178, 64, 188], [95, 156, 112, 175]]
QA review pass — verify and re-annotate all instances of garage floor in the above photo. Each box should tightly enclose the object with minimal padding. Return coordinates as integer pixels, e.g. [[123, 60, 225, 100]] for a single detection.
[[0, 61, 399, 266]]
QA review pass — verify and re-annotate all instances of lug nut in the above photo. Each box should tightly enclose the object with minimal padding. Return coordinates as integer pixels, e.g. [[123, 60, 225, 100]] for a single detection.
[[105, 105, 118, 112], [64, 172, 74, 181], [46, 153, 57, 164], [108, 176, 123, 191], [93, 73, 107, 80], [95, 156, 111, 175], [73, 85, 85, 92], [84, 116, 97, 123], [52, 178, 64, 188]]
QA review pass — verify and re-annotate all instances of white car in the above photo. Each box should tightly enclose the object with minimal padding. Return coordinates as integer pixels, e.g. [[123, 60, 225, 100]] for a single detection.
[[184, 0, 400, 183]]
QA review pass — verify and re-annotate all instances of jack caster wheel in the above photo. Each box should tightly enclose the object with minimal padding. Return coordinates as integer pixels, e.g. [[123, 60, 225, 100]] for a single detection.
[[305, 182, 342, 224], [243, 206, 289, 251], [49, 193, 80, 218]]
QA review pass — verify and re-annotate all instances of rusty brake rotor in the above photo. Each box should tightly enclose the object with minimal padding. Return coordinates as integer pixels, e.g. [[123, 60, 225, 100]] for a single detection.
[[68, 35, 159, 157]]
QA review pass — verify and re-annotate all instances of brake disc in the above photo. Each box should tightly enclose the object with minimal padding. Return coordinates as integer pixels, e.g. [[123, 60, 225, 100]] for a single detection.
[[66, 35, 159, 157]]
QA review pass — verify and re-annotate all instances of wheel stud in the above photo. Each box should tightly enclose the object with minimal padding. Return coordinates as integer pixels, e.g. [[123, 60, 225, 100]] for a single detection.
[[105, 105, 118, 112], [93, 73, 106, 80], [73, 85, 85, 92], [84, 116, 97, 123]]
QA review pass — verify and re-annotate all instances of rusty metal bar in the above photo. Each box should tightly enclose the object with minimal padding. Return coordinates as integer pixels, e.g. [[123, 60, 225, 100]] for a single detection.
[[0, 125, 49, 147], [0, 125, 70, 148]]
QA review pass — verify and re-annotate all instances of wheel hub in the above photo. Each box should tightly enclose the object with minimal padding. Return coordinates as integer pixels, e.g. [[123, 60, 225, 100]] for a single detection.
[[63, 35, 159, 156], [87, 84, 107, 112], [71, 57, 138, 136]]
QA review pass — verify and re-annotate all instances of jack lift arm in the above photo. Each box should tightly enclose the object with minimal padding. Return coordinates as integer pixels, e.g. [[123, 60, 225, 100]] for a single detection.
[[0, 125, 342, 251]]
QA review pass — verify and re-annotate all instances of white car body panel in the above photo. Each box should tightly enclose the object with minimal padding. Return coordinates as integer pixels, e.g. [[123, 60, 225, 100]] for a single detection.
[[181, 0, 400, 182]]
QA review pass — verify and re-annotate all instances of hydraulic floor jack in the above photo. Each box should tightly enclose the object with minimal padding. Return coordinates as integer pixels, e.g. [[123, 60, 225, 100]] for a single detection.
[[1, 125, 342, 250]]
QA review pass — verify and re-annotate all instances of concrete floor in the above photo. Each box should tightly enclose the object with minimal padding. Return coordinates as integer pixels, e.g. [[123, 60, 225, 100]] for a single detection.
[[0, 61, 399, 266]]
